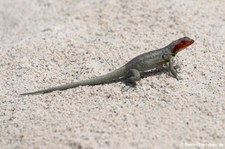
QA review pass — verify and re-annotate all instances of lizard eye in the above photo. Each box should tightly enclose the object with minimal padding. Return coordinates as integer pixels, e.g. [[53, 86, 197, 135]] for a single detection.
[[181, 40, 186, 44]]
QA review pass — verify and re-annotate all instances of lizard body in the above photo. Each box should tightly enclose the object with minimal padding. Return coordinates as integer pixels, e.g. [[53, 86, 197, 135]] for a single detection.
[[21, 37, 194, 95]]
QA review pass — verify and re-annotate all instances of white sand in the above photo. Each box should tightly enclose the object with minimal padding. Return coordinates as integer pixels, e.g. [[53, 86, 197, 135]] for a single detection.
[[1, 0, 225, 148]]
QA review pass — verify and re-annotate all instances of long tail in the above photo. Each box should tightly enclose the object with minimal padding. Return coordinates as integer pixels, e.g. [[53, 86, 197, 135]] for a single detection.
[[20, 66, 126, 95]]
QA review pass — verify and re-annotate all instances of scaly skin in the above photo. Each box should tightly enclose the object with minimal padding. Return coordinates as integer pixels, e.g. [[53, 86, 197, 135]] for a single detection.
[[20, 37, 194, 95]]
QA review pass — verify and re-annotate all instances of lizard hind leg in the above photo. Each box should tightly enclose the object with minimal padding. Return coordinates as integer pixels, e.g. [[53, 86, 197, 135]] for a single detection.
[[121, 69, 141, 92], [126, 69, 141, 86]]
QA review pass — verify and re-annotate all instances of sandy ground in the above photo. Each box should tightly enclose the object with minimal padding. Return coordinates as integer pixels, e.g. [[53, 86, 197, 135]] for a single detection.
[[0, 0, 225, 148]]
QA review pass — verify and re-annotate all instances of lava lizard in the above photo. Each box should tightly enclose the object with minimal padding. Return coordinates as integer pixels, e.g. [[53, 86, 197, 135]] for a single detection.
[[20, 37, 194, 95]]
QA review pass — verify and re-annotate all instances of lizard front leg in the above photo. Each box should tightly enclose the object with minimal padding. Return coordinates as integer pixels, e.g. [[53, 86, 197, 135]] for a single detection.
[[163, 54, 182, 80], [169, 56, 182, 80]]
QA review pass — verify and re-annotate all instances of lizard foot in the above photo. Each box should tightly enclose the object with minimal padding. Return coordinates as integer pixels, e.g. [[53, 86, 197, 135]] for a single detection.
[[121, 85, 136, 93], [176, 76, 183, 80]]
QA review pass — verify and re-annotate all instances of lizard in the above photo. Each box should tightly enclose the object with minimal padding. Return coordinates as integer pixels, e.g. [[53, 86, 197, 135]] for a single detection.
[[20, 36, 194, 95]]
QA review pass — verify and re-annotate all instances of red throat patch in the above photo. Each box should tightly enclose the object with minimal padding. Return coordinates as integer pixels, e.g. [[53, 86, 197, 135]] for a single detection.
[[172, 39, 194, 53]]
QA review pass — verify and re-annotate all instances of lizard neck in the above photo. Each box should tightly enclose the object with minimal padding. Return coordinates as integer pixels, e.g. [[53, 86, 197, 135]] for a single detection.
[[162, 46, 174, 56]]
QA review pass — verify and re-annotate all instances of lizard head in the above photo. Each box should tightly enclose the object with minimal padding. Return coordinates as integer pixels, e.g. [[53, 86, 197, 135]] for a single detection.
[[170, 37, 194, 54]]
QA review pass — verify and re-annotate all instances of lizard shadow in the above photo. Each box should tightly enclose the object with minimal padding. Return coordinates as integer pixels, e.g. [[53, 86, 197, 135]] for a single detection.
[[113, 65, 181, 87], [140, 65, 181, 81], [113, 66, 169, 87]]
